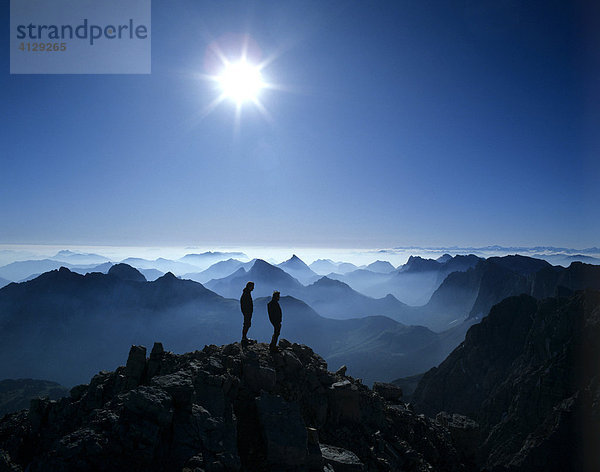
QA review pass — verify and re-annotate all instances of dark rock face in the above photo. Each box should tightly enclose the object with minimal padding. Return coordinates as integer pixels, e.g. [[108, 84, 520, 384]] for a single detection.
[[372, 382, 403, 403], [0, 340, 470, 472], [413, 290, 600, 472]]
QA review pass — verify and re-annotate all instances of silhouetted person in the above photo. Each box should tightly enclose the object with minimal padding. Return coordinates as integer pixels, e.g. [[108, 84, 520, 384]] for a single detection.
[[240, 281, 254, 343], [267, 291, 282, 352]]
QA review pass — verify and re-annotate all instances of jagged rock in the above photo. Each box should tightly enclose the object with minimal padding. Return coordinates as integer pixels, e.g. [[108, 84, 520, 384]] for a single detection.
[[151, 342, 164, 356], [150, 372, 194, 408], [0, 341, 468, 471], [335, 365, 347, 377], [0, 449, 22, 471], [125, 345, 147, 389], [328, 380, 361, 423], [256, 393, 308, 469], [242, 361, 276, 393], [414, 290, 600, 471], [435, 412, 480, 464], [320, 444, 365, 471], [306, 427, 323, 470], [373, 382, 403, 402], [122, 385, 174, 427]]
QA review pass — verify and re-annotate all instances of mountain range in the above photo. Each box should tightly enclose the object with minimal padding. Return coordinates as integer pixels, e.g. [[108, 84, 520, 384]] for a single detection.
[[0, 264, 459, 386]]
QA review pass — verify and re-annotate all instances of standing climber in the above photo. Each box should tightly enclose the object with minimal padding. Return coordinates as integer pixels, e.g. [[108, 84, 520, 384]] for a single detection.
[[240, 281, 254, 343], [267, 291, 282, 352]]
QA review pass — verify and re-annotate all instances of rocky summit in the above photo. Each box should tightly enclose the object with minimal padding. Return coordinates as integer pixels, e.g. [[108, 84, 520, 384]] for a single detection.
[[0, 340, 473, 472]]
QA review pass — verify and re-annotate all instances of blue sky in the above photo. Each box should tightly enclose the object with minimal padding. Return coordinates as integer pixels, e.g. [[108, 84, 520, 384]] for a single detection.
[[1, 0, 598, 249]]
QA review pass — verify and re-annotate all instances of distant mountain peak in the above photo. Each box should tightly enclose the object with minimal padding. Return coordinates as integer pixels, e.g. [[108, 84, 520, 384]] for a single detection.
[[251, 259, 271, 269], [312, 276, 347, 289], [56, 250, 77, 256], [366, 260, 396, 273], [157, 272, 178, 281], [436, 254, 452, 263], [107, 264, 146, 283], [279, 254, 310, 269]]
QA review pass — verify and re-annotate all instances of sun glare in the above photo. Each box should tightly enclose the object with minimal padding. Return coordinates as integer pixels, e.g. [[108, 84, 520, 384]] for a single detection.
[[217, 61, 264, 104], [198, 35, 278, 125]]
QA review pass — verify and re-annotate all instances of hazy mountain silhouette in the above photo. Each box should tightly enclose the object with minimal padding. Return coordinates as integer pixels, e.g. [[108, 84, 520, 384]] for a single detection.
[[182, 258, 246, 284], [205, 259, 304, 298], [331, 254, 481, 305], [535, 253, 600, 267], [436, 253, 453, 263], [0, 259, 79, 282], [365, 260, 396, 273], [467, 258, 600, 319], [137, 267, 165, 281], [203, 256, 592, 332], [17, 262, 147, 282], [0, 379, 68, 417], [119, 257, 200, 275], [296, 276, 409, 321], [0, 259, 117, 282], [0, 277, 9, 289], [71, 261, 113, 275], [409, 257, 600, 331], [50, 250, 110, 265], [277, 255, 320, 284], [205, 260, 411, 322], [108, 263, 147, 282], [178, 251, 248, 270], [326, 268, 397, 296], [309, 259, 358, 275], [0, 266, 459, 386]]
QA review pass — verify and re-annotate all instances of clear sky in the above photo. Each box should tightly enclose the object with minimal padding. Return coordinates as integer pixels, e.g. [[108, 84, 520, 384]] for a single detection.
[[1, 0, 598, 249]]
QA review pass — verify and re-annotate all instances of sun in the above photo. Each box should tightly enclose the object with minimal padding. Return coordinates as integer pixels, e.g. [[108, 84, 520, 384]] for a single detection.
[[198, 34, 278, 124], [217, 60, 264, 105]]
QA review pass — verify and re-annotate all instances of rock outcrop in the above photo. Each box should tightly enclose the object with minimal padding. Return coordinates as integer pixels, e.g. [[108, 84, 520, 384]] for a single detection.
[[0, 340, 471, 471], [412, 290, 600, 472]]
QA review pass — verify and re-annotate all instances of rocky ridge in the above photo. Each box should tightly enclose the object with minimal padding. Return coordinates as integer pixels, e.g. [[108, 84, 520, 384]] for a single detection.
[[0, 340, 474, 472], [412, 290, 600, 472]]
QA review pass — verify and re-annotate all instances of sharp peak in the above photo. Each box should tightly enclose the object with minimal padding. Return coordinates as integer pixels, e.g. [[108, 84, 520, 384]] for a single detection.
[[156, 272, 178, 281], [315, 276, 346, 285], [252, 258, 272, 266]]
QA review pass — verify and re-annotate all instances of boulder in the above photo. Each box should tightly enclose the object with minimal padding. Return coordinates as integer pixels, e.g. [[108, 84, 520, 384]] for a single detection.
[[151, 372, 194, 409], [256, 393, 308, 469], [328, 380, 361, 423], [242, 362, 276, 393], [125, 345, 147, 389], [373, 382, 403, 402], [320, 444, 365, 471]]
